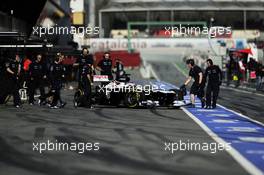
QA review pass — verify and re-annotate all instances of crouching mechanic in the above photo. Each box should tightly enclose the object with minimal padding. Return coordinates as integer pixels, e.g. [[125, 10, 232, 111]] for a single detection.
[[114, 58, 130, 82], [48, 54, 66, 109], [181, 59, 205, 108], [204, 59, 222, 109], [114, 59, 124, 81]]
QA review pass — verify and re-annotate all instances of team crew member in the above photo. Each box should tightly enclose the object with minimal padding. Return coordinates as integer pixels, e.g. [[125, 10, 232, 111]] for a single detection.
[[114, 59, 125, 81], [28, 54, 46, 105], [181, 59, 205, 108], [96, 52, 113, 80], [5, 55, 21, 108], [204, 59, 222, 109], [80, 63, 93, 108], [74, 48, 94, 85], [0, 57, 5, 81], [49, 54, 66, 109]]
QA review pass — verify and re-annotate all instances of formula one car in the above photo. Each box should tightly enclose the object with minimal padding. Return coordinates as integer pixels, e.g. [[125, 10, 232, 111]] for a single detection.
[[74, 74, 188, 108]]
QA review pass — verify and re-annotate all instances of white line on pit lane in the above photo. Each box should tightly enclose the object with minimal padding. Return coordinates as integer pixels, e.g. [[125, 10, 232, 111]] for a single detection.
[[208, 119, 240, 123], [245, 150, 264, 161], [196, 109, 217, 112], [239, 137, 264, 143], [214, 127, 260, 132], [207, 114, 231, 117], [247, 150, 264, 154]]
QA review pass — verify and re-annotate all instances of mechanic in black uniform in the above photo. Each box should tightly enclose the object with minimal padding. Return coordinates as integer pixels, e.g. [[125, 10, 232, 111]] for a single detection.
[[49, 54, 66, 109], [5, 55, 21, 108], [0, 53, 5, 81], [96, 52, 113, 80], [114, 59, 125, 81], [181, 59, 205, 108], [74, 48, 94, 86], [0, 51, 9, 103], [28, 54, 47, 105], [204, 59, 222, 109], [80, 62, 93, 108]]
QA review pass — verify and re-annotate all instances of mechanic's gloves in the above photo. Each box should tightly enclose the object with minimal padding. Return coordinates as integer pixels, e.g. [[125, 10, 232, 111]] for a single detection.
[[180, 84, 187, 96]]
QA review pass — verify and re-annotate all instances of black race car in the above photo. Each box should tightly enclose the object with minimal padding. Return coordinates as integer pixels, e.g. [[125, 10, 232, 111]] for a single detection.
[[74, 75, 187, 108]]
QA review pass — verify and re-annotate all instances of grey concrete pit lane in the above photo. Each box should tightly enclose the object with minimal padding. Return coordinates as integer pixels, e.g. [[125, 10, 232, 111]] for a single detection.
[[0, 80, 247, 175]]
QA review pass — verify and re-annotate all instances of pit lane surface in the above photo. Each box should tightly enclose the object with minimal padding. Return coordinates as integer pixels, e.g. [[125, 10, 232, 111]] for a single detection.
[[0, 81, 247, 175]]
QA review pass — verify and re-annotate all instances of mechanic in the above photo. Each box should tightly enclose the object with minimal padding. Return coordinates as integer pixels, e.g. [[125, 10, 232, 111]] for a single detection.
[[181, 59, 205, 108], [96, 52, 113, 81], [204, 59, 222, 109], [28, 54, 47, 105], [74, 48, 94, 86], [0, 54, 5, 81], [114, 58, 125, 81], [256, 60, 264, 91], [48, 53, 66, 109], [79, 62, 93, 108], [5, 55, 22, 108]]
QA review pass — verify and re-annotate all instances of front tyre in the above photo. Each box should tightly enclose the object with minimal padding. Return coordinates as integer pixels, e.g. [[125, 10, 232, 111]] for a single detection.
[[125, 92, 140, 108]]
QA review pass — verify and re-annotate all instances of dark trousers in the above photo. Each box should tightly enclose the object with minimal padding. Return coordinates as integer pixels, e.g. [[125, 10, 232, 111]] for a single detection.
[[191, 83, 205, 102], [52, 89, 61, 106], [206, 83, 220, 107], [8, 78, 21, 106], [81, 78, 92, 107], [50, 81, 62, 106], [28, 79, 45, 103]]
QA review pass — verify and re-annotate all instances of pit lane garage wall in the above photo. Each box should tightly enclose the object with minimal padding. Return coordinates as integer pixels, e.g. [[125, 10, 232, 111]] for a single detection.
[[89, 38, 247, 54], [89, 38, 247, 69]]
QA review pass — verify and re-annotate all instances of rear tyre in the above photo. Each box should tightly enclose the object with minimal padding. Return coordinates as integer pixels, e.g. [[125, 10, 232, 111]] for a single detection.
[[73, 89, 84, 108]]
